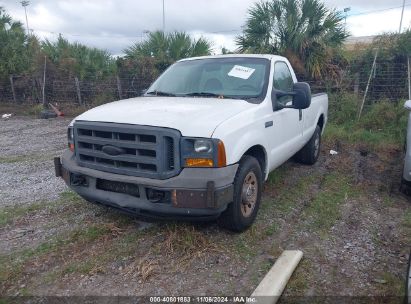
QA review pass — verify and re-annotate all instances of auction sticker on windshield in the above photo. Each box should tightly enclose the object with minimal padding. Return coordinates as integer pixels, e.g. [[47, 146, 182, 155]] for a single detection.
[[228, 65, 255, 79]]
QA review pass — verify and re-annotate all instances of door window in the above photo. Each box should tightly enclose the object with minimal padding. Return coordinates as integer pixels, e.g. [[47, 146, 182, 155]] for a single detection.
[[273, 62, 294, 106]]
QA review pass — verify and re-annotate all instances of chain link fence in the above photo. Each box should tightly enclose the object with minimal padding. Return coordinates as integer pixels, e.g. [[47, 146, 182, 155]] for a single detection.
[[1, 57, 410, 106]]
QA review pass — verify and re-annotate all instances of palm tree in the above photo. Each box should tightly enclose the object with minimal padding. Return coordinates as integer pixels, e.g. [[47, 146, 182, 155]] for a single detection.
[[236, 0, 347, 79], [124, 31, 212, 67], [42, 35, 116, 79], [0, 7, 31, 79]]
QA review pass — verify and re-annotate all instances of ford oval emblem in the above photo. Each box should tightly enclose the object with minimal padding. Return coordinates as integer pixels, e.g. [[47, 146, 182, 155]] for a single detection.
[[102, 145, 125, 156]]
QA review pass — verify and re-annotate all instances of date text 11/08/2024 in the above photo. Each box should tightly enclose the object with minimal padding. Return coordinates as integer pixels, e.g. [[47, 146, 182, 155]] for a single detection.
[[149, 296, 259, 303]]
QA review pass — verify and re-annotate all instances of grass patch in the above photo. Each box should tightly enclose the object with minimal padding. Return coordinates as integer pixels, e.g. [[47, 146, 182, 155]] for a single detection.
[[304, 172, 358, 236], [374, 272, 405, 296], [262, 173, 318, 215], [42, 223, 159, 283], [24, 104, 44, 117], [263, 222, 278, 236], [0, 222, 119, 288], [0, 153, 56, 164], [0, 190, 82, 227], [403, 210, 411, 241], [161, 223, 223, 268], [325, 93, 407, 149], [232, 226, 260, 259], [0, 202, 46, 226], [286, 259, 312, 294], [266, 164, 289, 185]]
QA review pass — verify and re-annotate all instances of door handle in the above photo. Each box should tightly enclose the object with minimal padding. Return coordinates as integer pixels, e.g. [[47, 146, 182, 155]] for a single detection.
[[265, 121, 273, 128]]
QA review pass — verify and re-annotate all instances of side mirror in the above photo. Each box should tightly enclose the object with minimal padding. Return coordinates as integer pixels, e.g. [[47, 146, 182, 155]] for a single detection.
[[292, 82, 311, 110], [405, 100, 411, 111]]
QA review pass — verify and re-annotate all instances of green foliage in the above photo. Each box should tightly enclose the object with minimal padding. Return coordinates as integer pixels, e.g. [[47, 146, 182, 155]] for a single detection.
[[325, 92, 408, 147], [346, 30, 411, 102], [305, 173, 356, 235], [124, 31, 212, 73], [359, 101, 408, 137], [117, 56, 159, 91], [327, 92, 358, 126], [236, 0, 347, 79], [91, 92, 116, 106], [0, 7, 34, 79], [42, 35, 117, 79]]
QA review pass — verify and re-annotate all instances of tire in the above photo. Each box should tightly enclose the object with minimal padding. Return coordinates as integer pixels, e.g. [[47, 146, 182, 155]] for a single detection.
[[407, 250, 411, 304], [295, 125, 321, 165], [218, 155, 262, 232]]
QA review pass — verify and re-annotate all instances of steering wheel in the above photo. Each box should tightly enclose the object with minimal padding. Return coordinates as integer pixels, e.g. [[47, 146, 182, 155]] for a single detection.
[[236, 84, 258, 91]]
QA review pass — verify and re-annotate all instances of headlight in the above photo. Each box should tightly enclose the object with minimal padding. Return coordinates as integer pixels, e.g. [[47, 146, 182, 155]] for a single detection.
[[67, 127, 74, 152], [194, 139, 213, 153], [67, 127, 74, 141], [180, 138, 226, 168]]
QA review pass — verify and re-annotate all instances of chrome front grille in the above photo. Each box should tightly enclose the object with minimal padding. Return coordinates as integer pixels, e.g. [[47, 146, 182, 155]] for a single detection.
[[73, 121, 181, 179]]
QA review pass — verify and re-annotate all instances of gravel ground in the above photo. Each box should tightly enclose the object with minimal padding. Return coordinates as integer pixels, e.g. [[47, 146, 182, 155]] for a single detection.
[[0, 115, 410, 300], [0, 116, 70, 206]]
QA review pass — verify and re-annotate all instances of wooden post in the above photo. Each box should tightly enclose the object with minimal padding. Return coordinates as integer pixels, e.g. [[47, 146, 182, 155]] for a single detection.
[[358, 50, 378, 120], [75, 77, 82, 105], [354, 73, 359, 96], [116, 76, 122, 100], [9, 76, 17, 103], [408, 56, 410, 100], [42, 56, 47, 106]]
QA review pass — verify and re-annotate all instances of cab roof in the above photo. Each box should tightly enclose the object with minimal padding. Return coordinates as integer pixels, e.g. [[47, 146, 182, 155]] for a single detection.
[[178, 54, 287, 62]]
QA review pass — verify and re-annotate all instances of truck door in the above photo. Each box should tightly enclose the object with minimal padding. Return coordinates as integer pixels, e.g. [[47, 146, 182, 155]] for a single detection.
[[265, 61, 304, 170]]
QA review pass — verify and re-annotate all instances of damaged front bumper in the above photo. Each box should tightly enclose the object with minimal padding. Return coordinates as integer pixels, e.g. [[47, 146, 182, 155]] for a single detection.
[[54, 150, 237, 219]]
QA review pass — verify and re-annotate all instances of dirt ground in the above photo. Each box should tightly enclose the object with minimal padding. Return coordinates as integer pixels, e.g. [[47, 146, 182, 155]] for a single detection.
[[0, 115, 410, 301]]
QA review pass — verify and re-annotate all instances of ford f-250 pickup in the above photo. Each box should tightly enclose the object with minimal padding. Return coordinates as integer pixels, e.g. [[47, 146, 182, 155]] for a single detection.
[[54, 54, 328, 231]]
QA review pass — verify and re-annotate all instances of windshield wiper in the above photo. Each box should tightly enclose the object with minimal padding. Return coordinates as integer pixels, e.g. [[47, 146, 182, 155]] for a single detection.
[[184, 92, 259, 100], [146, 90, 176, 97], [184, 92, 226, 98]]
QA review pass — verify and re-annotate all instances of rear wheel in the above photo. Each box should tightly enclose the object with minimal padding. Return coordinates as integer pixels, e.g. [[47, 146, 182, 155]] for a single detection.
[[218, 155, 262, 232], [295, 125, 321, 165], [407, 250, 411, 303]]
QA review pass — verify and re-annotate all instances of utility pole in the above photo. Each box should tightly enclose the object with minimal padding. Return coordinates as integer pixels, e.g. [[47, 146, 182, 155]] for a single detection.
[[142, 30, 150, 42], [343, 7, 351, 32], [162, 0, 165, 33], [20, 1, 30, 36], [399, 0, 406, 33]]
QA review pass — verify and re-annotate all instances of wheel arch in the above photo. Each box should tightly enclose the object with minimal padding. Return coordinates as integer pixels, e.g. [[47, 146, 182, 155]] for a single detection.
[[317, 114, 325, 131], [241, 145, 268, 179]]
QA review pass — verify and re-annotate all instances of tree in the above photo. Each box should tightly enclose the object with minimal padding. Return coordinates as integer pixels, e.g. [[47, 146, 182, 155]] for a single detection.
[[0, 7, 32, 79], [124, 31, 212, 72], [41, 35, 116, 79], [236, 0, 347, 79]]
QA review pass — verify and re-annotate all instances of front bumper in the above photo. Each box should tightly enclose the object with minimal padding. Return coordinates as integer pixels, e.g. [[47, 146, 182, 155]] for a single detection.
[[55, 150, 237, 219]]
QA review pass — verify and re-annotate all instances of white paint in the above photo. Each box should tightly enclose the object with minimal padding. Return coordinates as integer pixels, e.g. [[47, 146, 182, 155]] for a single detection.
[[71, 96, 254, 138], [228, 65, 255, 79], [251, 250, 303, 304], [212, 56, 328, 179], [71, 54, 328, 181]]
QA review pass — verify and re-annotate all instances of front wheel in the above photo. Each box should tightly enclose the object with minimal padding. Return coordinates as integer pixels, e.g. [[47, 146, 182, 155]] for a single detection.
[[218, 155, 262, 232]]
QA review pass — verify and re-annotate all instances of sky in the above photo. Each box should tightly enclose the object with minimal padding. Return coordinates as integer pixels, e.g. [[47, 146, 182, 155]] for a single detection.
[[1, 0, 410, 55]]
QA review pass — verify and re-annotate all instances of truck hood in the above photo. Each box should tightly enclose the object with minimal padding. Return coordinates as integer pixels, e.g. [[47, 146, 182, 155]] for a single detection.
[[72, 96, 255, 137]]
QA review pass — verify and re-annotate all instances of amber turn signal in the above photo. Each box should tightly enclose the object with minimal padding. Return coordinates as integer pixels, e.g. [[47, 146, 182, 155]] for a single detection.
[[185, 158, 214, 167], [217, 140, 226, 167]]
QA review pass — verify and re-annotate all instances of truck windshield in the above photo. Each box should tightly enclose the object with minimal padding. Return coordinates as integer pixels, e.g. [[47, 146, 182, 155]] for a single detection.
[[146, 57, 270, 102]]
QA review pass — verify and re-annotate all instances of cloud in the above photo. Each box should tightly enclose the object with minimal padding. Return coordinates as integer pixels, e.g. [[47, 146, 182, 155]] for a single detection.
[[1, 0, 410, 54]]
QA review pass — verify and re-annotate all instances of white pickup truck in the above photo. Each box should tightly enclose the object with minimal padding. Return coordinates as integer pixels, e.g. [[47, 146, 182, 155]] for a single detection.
[[54, 54, 328, 231]]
